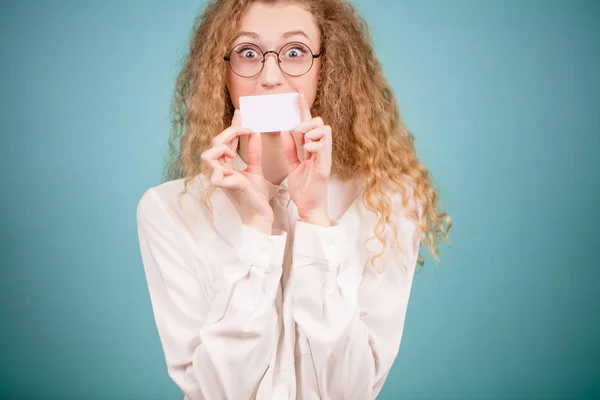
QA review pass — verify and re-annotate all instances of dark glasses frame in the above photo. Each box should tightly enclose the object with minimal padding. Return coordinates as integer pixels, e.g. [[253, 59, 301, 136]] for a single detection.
[[223, 41, 321, 78]]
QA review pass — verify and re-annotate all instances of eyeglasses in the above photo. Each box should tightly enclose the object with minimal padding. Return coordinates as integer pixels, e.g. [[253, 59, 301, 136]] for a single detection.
[[224, 41, 321, 78]]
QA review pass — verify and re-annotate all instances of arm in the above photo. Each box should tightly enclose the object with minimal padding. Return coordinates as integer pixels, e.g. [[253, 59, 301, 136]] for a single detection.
[[136, 188, 286, 400], [290, 199, 421, 399]]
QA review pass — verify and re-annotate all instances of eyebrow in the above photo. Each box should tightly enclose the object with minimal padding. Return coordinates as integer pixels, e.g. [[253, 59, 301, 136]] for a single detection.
[[233, 30, 312, 43]]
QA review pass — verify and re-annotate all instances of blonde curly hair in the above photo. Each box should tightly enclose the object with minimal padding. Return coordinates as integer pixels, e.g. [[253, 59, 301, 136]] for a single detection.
[[162, 0, 452, 270]]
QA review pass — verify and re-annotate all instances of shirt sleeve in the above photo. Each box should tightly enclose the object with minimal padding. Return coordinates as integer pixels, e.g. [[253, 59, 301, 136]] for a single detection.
[[136, 188, 287, 400], [289, 197, 421, 399]]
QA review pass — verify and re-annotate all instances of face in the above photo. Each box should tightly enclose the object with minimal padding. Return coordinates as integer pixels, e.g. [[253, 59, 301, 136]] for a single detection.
[[225, 2, 321, 110]]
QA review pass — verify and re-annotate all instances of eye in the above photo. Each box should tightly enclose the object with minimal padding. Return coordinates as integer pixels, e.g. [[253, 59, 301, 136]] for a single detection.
[[236, 46, 259, 59], [283, 45, 308, 59]]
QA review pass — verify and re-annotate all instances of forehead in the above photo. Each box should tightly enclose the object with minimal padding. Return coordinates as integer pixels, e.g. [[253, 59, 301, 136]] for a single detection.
[[237, 2, 320, 46]]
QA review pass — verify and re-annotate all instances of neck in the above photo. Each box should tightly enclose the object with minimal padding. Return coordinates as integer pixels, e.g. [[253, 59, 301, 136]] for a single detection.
[[238, 131, 290, 186]]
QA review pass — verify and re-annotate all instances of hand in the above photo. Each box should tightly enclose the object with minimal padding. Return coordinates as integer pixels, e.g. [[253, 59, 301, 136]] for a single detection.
[[200, 110, 274, 234], [281, 94, 333, 227]]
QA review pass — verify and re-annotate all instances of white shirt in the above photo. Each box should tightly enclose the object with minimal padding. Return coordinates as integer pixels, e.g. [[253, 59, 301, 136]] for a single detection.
[[136, 153, 421, 400]]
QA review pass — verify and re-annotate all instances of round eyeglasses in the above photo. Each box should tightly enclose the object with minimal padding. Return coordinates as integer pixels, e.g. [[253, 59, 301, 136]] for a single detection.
[[224, 41, 321, 78]]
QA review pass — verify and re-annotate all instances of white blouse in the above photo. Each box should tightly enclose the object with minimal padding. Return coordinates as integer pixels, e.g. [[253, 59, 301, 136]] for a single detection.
[[136, 154, 421, 400]]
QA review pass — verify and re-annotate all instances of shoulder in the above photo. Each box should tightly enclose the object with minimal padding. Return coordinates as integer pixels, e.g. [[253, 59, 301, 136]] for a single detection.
[[351, 174, 422, 271], [137, 178, 183, 217], [352, 174, 420, 216], [136, 174, 209, 227], [382, 174, 422, 220]]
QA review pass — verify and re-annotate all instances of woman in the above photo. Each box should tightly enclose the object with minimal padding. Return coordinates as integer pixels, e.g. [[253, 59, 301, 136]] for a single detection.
[[136, 0, 451, 399]]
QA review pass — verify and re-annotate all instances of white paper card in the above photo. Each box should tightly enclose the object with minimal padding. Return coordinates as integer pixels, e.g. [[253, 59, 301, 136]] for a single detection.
[[239, 92, 301, 133]]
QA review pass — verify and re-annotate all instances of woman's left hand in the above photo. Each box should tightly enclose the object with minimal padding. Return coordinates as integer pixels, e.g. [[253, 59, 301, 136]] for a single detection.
[[281, 94, 333, 227]]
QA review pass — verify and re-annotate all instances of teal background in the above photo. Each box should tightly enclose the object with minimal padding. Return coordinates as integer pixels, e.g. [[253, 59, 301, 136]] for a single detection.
[[1, 0, 598, 399]]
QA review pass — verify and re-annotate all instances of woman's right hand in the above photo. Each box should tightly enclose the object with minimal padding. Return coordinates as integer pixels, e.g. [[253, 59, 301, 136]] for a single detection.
[[200, 110, 274, 234]]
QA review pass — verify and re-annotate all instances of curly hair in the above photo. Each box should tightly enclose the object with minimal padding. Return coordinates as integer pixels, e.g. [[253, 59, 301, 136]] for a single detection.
[[162, 0, 452, 270]]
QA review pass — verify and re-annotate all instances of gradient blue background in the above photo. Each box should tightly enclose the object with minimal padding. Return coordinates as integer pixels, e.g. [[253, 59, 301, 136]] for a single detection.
[[1, 1, 598, 399]]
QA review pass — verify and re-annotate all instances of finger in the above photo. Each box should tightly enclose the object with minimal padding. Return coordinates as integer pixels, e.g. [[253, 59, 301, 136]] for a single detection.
[[291, 127, 307, 161], [292, 120, 321, 136], [304, 127, 326, 144], [245, 132, 263, 173], [291, 117, 323, 161], [232, 109, 241, 126], [281, 130, 301, 171], [203, 143, 237, 161], [305, 126, 332, 171], [320, 125, 333, 157], [324, 124, 332, 150], [213, 177, 239, 190], [212, 169, 244, 190], [298, 93, 312, 122], [210, 165, 224, 185], [303, 141, 324, 154], [212, 125, 253, 147], [229, 110, 244, 163], [201, 144, 237, 171]]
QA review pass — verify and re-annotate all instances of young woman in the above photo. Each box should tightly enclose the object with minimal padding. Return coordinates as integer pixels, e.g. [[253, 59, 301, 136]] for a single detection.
[[136, 0, 451, 399]]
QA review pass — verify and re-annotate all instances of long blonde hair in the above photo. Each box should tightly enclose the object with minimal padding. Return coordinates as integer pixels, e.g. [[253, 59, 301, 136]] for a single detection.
[[163, 0, 452, 270]]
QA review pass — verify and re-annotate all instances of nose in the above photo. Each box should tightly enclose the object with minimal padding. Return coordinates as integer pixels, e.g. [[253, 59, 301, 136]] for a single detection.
[[259, 52, 283, 90]]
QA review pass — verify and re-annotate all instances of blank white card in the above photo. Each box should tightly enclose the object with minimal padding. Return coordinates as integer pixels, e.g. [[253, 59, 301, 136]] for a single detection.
[[239, 92, 301, 133]]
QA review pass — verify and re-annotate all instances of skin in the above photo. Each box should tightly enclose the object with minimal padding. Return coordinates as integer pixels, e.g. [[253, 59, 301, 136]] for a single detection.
[[202, 2, 333, 234], [227, 2, 321, 186]]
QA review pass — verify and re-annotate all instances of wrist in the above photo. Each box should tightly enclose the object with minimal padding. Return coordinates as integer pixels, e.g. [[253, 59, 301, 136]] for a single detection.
[[298, 210, 332, 227], [242, 214, 274, 235]]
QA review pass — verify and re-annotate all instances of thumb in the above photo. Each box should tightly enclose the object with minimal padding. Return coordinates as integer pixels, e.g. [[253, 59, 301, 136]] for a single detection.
[[246, 133, 263, 173], [232, 109, 241, 126], [298, 93, 312, 122], [281, 130, 300, 172]]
